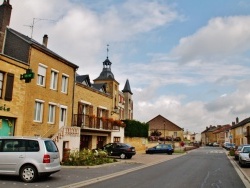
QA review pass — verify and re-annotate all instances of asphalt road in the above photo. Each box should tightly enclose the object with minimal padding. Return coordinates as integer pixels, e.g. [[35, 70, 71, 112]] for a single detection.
[[84, 147, 245, 188], [0, 147, 248, 188]]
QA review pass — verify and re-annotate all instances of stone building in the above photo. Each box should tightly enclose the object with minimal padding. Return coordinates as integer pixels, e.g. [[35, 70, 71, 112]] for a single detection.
[[147, 114, 184, 142]]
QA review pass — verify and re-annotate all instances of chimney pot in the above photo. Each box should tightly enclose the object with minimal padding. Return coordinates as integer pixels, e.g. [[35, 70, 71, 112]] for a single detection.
[[43, 34, 48, 47]]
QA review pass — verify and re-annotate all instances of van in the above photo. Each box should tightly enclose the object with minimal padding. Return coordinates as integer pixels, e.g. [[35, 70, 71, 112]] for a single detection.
[[0, 136, 61, 183]]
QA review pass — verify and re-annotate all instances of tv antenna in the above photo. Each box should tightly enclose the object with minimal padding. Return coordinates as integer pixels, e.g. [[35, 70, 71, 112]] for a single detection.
[[24, 18, 56, 39]]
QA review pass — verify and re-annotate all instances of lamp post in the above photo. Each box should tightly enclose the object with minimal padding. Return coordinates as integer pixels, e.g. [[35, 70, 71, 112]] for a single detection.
[[163, 121, 166, 144]]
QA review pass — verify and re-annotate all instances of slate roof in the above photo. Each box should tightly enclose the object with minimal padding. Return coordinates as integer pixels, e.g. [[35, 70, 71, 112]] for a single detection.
[[94, 57, 115, 80], [76, 75, 91, 86], [231, 117, 250, 129], [6, 28, 78, 69], [122, 79, 133, 95]]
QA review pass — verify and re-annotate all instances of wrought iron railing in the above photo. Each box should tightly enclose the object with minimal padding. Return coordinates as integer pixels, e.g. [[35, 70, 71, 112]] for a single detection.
[[73, 114, 123, 131]]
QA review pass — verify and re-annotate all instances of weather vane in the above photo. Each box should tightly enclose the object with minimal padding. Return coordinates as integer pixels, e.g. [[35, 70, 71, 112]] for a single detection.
[[107, 44, 109, 58]]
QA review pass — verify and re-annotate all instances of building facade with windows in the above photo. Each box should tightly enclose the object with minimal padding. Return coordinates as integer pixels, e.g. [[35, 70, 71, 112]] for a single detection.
[[0, 53, 28, 136], [73, 57, 133, 150], [2, 27, 78, 138]]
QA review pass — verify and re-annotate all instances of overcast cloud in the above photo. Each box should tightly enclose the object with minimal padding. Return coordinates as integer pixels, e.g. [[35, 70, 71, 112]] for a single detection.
[[8, 0, 250, 133]]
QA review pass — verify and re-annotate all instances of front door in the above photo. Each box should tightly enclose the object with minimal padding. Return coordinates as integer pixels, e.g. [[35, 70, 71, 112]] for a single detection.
[[0, 118, 14, 136], [96, 136, 105, 149], [59, 106, 67, 129]]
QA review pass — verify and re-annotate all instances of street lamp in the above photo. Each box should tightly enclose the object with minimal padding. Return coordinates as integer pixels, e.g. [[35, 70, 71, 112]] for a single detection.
[[163, 121, 166, 144]]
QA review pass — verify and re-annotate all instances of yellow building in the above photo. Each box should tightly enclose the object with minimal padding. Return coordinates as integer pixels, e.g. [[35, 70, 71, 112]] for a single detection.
[[3, 28, 78, 137], [231, 117, 250, 146], [0, 54, 27, 136], [73, 56, 134, 150]]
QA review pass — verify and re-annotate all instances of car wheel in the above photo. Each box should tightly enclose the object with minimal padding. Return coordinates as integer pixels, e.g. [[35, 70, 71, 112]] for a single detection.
[[120, 153, 126, 159], [239, 158, 244, 167], [20, 165, 38, 183], [168, 152, 173, 155]]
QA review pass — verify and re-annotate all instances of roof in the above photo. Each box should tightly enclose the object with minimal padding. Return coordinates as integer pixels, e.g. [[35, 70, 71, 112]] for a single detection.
[[92, 83, 106, 92], [231, 117, 250, 129], [213, 124, 231, 134], [6, 28, 78, 69], [76, 75, 91, 86], [122, 79, 133, 94], [94, 57, 115, 81], [147, 115, 183, 131]]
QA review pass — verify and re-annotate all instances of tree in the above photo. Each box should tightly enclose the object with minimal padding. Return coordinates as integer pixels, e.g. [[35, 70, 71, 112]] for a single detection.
[[124, 119, 149, 137]]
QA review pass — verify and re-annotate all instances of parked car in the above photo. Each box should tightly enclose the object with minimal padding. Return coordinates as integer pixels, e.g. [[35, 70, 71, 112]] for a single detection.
[[101, 143, 136, 159], [238, 145, 250, 167], [146, 144, 174, 155], [224, 143, 235, 150], [213, 142, 219, 147], [223, 142, 230, 149], [235, 145, 250, 160], [0, 136, 61, 183]]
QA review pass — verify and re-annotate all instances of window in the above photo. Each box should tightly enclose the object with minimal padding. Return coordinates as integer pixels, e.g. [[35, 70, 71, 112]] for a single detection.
[[34, 100, 44, 122], [61, 74, 68, 93], [59, 106, 67, 128], [0, 72, 14, 101], [50, 70, 58, 90], [114, 137, 120, 143], [48, 103, 56, 123], [37, 64, 47, 86], [0, 72, 3, 98]]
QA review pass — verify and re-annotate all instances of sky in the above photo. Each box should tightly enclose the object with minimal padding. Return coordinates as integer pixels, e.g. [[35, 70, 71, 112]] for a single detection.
[[7, 0, 250, 133]]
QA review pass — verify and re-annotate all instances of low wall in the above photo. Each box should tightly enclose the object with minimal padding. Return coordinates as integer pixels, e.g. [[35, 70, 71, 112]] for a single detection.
[[124, 137, 180, 152]]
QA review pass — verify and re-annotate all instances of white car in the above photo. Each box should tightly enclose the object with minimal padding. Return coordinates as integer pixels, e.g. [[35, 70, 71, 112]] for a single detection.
[[238, 145, 250, 167], [0, 136, 61, 182]]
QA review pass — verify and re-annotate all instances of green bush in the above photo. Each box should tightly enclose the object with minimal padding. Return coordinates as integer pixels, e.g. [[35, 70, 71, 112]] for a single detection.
[[62, 149, 117, 166], [229, 149, 235, 156], [124, 119, 149, 137]]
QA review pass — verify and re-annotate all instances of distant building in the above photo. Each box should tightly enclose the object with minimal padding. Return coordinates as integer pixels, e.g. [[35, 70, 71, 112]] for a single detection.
[[147, 115, 184, 142]]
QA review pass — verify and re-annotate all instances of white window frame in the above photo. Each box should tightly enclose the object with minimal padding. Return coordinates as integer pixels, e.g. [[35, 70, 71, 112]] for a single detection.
[[37, 64, 47, 87], [34, 99, 44, 122], [61, 74, 69, 94], [48, 102, 56, 124], [50, 69, 59, 90]]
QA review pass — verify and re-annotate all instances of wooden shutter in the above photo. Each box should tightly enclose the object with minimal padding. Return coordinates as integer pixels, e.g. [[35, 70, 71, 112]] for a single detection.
[[5, 73, 14, 101], [89, 105, 93, 115]]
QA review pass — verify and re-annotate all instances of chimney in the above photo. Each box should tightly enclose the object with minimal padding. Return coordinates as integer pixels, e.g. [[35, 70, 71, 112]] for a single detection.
[[0, 0, 12, 52], [236, 117, 239, 124], [43, 34, 48, 47], [232, 122, 235, 126]]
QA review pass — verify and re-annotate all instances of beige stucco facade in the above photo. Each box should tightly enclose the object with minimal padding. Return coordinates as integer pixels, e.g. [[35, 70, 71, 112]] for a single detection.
[[21, 47, 77, 137]]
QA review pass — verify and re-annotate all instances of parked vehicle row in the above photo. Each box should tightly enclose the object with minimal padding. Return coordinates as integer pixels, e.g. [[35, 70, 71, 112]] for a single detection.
[[234, 144, 250, 167]]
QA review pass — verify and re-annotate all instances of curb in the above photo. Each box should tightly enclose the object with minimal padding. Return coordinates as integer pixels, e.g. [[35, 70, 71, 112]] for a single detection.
[[226, 152, 250, 187]]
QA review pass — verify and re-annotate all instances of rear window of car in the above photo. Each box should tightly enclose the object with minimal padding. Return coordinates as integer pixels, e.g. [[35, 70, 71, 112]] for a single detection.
[[45, 140, 58, 152]]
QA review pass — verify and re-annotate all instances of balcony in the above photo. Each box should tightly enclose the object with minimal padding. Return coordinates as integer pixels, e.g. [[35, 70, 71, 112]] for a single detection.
[[73, 114, 125, 131]]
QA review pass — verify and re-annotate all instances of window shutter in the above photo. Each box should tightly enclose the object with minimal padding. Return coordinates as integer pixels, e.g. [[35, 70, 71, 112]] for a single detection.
[[5, 73, 14, 101]]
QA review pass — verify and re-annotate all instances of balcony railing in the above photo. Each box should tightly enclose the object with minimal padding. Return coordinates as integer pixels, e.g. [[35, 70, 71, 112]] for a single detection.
[[73, 114, 124, 131]]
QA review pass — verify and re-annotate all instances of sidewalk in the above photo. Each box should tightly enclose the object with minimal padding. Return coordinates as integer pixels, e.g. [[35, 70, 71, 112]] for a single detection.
[[227, 154, 250, 186]]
